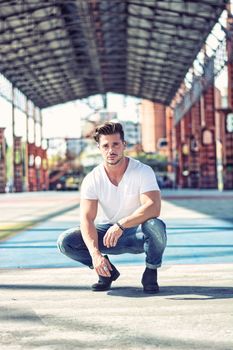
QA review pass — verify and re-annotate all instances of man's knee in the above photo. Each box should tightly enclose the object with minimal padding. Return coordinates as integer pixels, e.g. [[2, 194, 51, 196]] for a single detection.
[[57, 230, 69, 254], [142, 218, 166, 231], [57, 227, 81, 255], [141, 218, 167, 245]]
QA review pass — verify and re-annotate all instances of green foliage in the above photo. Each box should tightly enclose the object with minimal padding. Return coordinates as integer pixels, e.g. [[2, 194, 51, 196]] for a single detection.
[[134, 152, 168, 172]]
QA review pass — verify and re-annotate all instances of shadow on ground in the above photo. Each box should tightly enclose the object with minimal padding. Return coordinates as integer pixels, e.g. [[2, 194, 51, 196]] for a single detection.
[[1, 283, 232, 300], [108, 285, 233, 299]]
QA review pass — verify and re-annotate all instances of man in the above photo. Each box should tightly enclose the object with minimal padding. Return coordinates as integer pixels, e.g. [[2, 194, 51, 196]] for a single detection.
[[57, 121, 167, 293]]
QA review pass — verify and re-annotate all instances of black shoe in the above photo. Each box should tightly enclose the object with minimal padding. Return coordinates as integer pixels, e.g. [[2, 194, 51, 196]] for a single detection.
[[91, 256, 120, 292], [141, 267, 159, 294]]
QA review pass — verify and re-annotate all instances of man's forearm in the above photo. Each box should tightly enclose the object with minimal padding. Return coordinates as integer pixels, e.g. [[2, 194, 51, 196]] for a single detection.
[[119, 202, 160, 229], [80, 219, 101, 257]]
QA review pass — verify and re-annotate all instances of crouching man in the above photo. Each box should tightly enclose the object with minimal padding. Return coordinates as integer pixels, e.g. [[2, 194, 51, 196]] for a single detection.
[[57, 122, 167, 293]]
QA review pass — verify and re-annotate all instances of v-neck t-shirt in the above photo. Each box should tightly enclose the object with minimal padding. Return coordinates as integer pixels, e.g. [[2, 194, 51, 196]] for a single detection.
[[80, 157, 160, 224]]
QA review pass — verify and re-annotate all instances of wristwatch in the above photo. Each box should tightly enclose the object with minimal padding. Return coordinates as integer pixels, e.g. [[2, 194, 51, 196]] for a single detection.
[[116, 222, 125, 231]]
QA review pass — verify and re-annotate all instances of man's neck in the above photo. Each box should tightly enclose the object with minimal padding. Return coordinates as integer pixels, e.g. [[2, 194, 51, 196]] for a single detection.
[[104, 157, 129, 184]]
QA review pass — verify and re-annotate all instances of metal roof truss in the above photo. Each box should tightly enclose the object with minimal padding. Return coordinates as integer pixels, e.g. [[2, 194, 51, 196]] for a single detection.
[[0, 0, 228, 108]]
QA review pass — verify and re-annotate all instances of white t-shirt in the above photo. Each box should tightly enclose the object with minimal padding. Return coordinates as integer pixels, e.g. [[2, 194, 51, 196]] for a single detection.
[[80, 157, 160, 224]]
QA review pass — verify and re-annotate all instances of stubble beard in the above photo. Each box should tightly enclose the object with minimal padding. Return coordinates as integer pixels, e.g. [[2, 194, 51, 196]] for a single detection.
[[106, 154, 124, 166]]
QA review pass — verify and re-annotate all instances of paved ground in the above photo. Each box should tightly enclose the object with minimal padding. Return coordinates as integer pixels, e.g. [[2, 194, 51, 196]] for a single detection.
[[0, 191, 80, 241], [0, 190, 232, 268], [1, 264, 233, 350], [0, 189, 233, 349]]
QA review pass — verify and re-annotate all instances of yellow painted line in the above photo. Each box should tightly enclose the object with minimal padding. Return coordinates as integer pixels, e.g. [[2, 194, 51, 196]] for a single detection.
[[0, 222, 34, 241], [0, 203, 80, 242]]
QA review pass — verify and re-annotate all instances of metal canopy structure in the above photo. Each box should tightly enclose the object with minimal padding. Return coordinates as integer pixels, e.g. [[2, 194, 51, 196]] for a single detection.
[[0, 0, 228, 109]]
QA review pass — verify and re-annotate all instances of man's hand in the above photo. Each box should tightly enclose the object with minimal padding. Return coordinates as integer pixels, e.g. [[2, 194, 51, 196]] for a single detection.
[[103, 224, 123, 248], [92, 252, 112, 277]]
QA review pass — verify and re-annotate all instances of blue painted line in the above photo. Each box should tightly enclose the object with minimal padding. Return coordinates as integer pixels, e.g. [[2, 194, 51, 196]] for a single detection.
[[0, 212, 233, 269]]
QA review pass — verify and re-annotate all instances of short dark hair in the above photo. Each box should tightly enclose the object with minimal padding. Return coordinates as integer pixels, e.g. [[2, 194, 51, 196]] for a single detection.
[[94, 121, 124, 143]]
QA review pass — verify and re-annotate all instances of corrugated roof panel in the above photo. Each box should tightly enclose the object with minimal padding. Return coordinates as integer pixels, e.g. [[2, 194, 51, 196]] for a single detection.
[[0, 0, 228, 108]]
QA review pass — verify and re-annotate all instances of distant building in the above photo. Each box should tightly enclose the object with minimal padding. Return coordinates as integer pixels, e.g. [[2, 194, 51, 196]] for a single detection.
[[65, 138, 84, 160], [120, 120, 141, 146], [140, 100, 167, 153], [99, 111, 118, 122], [80, 139, 102, 170]]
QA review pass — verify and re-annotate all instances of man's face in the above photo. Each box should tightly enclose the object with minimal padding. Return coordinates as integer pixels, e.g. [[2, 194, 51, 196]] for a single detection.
[[98, 133, 125, 166]]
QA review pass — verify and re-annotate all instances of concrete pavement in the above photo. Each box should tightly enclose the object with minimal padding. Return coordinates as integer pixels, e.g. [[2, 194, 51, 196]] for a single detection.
[[0, 189, 233, 349], [0, 264, 233, 350]]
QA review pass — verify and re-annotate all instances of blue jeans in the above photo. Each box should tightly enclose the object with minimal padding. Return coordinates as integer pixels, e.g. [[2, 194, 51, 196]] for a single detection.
[[57, 218, 167, 269]]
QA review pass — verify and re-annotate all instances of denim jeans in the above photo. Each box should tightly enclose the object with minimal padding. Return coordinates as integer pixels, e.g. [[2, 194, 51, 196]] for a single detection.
[[57, 218, 167, 269]]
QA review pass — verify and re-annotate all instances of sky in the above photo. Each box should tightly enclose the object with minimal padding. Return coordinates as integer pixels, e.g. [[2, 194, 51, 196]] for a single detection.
[[41, 93, 140, 139], [0, 93, 140, 144], [0, 73, 228, 146]]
